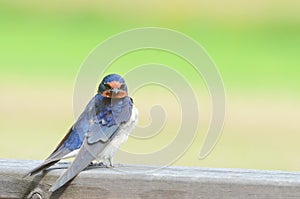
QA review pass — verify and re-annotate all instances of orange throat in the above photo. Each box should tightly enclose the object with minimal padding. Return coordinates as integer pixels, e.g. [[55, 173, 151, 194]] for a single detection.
[[100, 90, 127, 99]]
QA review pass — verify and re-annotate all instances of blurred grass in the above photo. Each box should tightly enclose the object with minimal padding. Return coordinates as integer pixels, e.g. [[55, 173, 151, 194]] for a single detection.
[[0, 1, 300, 171]]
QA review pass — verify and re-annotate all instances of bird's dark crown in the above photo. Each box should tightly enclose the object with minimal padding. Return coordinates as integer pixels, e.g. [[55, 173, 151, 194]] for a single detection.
[[98, 74, 128, 99]]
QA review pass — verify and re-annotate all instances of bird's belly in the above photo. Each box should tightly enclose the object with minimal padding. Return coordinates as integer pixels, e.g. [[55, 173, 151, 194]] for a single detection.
[[98, 133, 129, 160], [98, 105, 138, 160]]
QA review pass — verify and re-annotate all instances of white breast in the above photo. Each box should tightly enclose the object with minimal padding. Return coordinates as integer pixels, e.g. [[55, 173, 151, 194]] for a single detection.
[[98, 105, 138, 160]]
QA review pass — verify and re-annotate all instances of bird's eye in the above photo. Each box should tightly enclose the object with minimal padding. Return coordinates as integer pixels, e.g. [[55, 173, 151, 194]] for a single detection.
[[120, 84, 125, 90], [104, 83, 111, 89]]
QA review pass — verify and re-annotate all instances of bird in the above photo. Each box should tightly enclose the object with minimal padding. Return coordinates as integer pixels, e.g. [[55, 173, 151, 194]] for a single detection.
[[25, 74, 138, 192]]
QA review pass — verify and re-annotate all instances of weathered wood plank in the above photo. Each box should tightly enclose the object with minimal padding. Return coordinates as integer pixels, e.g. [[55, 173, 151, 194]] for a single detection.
[[0, 159, 300, 198]]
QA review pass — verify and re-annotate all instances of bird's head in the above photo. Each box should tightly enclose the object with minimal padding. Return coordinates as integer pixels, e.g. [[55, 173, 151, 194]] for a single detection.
[[98, 74, 128, 99]]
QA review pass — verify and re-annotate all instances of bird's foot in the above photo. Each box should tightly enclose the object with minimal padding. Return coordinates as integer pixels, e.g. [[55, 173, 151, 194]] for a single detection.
[[87, 159, 114, 168], [107, 158, 114, 168], [100, 161, 113, 168], [88, 161, 106, 168], [105, 163, 113, 168]]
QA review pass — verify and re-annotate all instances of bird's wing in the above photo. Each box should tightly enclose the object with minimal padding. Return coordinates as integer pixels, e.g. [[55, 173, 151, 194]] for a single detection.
[[49, 120, 124, 192], [49, 97, 134, 192], [49, 137, 109, 192], [86, 123, 119, 143], [24, 96, 99, 177], [49, 118, 131, 192]]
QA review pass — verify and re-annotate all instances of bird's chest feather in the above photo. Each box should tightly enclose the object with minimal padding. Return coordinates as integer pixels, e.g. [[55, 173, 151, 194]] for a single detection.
[[95, 96, 132, 126]]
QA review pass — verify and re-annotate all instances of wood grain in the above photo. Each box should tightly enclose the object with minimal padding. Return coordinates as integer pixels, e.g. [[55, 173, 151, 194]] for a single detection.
[[1, 159, 300, 198]]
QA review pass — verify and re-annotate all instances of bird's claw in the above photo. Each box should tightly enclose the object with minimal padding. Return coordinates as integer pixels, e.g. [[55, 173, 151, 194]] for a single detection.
[[88, 162, 107, 167]]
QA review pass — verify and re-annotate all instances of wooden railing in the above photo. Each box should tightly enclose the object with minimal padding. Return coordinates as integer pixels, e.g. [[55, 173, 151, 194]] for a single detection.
[[1, 159, 300, 198]]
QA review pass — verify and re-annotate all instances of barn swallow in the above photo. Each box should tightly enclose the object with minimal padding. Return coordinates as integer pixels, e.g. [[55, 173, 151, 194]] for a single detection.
[[25, 74, 138, 192]]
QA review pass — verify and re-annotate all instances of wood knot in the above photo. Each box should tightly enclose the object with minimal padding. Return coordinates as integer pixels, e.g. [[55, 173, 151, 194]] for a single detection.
[[27, 188, 45, 199], [30, 192, 43, 199]]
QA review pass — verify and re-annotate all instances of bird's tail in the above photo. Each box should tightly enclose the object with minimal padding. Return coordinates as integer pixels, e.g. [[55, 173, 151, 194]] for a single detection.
[[24, 147, 72, 177], [49, 143, 95, 192], [24, 160, 59, 177]]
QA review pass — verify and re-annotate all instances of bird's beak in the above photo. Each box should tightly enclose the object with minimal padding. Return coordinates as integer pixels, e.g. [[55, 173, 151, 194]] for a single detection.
[[100, 87, 126, 98], [111, 88, 120, 94]]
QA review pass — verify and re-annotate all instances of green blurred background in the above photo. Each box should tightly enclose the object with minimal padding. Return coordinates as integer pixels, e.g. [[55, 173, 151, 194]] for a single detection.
[[0, 0, 300, 171]]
